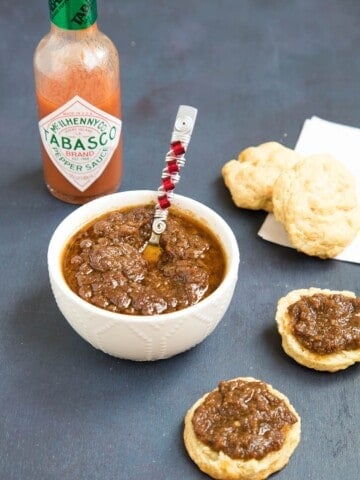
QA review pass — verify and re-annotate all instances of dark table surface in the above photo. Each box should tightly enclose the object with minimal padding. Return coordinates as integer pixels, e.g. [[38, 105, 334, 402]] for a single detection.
[[1, 1, 359, 479]]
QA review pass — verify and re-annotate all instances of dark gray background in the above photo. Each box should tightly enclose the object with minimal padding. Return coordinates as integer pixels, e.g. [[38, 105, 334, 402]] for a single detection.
[[1, 1, 359, 478]]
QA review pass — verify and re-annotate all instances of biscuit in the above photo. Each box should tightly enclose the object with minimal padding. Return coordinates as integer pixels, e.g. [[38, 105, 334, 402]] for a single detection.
[[222, 142, 301, 212], [272, 154, 360, 258], [184, 377, 301, 480], [276, 288, 360, 372]]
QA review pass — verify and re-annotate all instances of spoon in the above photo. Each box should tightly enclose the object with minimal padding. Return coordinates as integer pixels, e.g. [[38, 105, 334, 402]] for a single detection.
[[142, 105, 198, 263]]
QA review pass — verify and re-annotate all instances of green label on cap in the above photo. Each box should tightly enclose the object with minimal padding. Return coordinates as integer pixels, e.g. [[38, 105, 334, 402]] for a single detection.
[[49, 0, 97, 30]]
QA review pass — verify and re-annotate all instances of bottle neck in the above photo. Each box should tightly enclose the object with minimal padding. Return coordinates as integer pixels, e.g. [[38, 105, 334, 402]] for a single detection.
[[49, 0, 98, 31]]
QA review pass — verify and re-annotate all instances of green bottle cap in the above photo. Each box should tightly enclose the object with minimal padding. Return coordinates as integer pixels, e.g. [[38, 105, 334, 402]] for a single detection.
[[49, 0, 97, 30]]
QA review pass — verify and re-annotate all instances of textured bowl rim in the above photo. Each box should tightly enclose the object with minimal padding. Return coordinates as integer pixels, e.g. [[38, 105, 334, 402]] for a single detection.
[[48, 190, 240, 324]]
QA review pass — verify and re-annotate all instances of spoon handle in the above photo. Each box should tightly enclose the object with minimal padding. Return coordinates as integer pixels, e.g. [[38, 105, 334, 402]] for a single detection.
[[149, 105, 198, 244]]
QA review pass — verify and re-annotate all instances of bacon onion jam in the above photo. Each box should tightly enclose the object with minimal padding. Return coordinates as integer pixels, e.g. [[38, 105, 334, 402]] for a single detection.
[[287, 293, 360, 354], [191, 379, 298, 460], [62, 205, 226, 315]]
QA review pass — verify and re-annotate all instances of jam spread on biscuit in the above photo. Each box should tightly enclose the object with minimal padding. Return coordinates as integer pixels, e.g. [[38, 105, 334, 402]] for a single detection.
[[288, 293, 360, 354], [191, 379, 297, 460]]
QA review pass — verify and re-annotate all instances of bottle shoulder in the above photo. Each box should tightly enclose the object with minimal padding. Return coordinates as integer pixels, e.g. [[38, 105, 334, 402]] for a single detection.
[[34, 26, 119, 76], [34, 25, 120, 104]]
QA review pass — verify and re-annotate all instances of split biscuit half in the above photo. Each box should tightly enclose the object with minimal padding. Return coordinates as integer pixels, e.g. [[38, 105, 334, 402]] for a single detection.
[[276, 288, 360, 372], [184, 377, 301, 480]]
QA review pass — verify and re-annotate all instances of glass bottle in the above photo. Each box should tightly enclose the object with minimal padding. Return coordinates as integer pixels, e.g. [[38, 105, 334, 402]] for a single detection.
[[34, 0, 122, 204]]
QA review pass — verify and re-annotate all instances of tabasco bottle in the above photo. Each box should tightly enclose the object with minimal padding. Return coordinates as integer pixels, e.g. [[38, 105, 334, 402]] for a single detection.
[[34, 0, 122, 204]]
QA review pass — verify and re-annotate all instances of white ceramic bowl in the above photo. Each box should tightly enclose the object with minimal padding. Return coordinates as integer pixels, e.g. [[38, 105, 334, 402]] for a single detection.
[[48, 190, 240, 361]]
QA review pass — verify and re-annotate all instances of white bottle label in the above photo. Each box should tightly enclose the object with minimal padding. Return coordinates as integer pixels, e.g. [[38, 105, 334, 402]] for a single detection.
[[39, 95, 122, 191]]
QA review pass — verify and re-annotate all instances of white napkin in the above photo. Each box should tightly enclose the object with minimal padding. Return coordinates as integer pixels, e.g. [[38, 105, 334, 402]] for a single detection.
[[258, 116, 360, 263]]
